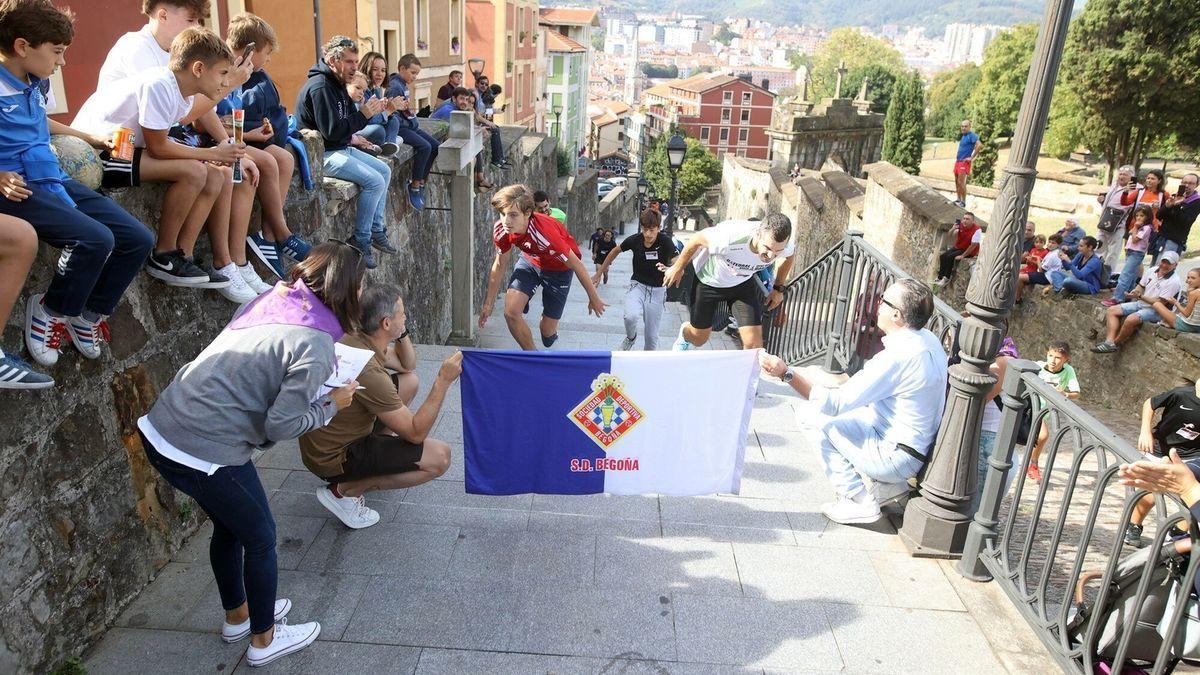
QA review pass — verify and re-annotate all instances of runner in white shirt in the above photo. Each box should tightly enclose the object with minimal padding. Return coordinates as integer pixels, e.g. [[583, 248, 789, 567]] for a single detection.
[[662, 215, 796, 351]]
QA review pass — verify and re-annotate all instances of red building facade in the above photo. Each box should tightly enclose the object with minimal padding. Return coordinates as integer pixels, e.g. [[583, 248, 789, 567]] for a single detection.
[[644, 74, 775, 160]]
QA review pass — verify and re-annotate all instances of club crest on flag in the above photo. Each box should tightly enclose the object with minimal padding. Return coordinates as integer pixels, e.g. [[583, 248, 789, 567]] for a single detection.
[[567, 374, 644, 449]]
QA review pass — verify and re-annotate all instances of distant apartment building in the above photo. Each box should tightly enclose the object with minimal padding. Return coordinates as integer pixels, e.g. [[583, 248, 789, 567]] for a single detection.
[[588, 100, 632, 173], [541, 7, 600, 156], [642, 72, 774, 160], [744, 66, 795, 93], [942, 23, 1005, 65], [662, 25, 700, 50], [466, 0, 539, 127]]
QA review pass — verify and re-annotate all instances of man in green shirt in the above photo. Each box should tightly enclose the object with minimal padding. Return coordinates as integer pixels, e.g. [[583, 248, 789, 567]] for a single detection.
[[533, 190, 566, 225]]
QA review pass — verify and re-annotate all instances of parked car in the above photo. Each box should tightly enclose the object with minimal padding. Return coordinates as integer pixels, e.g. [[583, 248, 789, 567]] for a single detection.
[[607, 176, 628, 187], [597, 181, 616, 200]]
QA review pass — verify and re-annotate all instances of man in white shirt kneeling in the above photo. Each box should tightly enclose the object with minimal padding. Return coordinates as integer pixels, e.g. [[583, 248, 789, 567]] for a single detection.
[[761, 279, 948, 524]]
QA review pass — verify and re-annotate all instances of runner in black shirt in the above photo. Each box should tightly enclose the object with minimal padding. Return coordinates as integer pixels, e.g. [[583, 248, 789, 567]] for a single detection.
[[593, 210, 677, 350], [593, 230, 618, 284], [1125, 381, 1200, 547]]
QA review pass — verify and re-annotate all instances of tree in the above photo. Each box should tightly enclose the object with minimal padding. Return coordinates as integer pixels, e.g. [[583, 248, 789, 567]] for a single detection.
[[969, 90, 1000, 188], [641, 63, 679, 79], [809, 28, 906, 101], [842, 64, 897, 114], [882, 71, 925, 174], [965, 23, 1039, 136], [1047, 0, 1200, 175], [643, 135, 722, 205], [713, 24, 739, 46], [927, 63, 981, 140]]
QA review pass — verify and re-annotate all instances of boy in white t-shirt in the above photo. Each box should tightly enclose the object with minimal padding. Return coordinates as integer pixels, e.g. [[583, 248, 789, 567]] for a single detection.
[[73, 28, 265, 303]]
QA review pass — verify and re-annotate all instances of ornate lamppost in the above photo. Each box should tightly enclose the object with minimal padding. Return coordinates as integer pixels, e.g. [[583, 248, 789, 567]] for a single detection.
[[664, 133, 686, 237]]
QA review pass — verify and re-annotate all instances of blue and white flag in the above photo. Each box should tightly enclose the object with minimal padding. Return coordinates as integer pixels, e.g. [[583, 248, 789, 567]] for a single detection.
[[461, 350, 759, 496]]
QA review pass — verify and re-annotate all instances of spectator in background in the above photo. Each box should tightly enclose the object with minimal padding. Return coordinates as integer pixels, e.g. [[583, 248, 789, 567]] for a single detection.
[[430, 87, 493, 192], [0, 215, 51, 388], [295, 35, 389, 269], [1155, 172, 1200, 261], [1016, 233, 1063, 301], [1022, 221, 1037, 254], [1095, 165, 1137, 272], [1130, 169, 1168, 261], [356, 51, 400, 156], [533, 190, 566, 225], [1045, 236, 1103, 296], [1105, 205, 1156, 306], [435, 69, 462, 107], [471, 75, 508, 169], [970, 337, 1020, 515], [1091, 251, 1183, 353], [384, 53, 439, 211], [1056, 218, 1086, 257], [592, 230, 617, 284], [1150, 267, 1200, 336], [1020, 234, 1048, 275], [953, 119, 981, 207], [933, 212, 981, 287], [1026, 341, 1080, 484]]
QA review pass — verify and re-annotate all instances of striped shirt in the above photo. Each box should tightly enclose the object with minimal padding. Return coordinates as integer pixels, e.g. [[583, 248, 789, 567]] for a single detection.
[[493, 212, 582, 272]]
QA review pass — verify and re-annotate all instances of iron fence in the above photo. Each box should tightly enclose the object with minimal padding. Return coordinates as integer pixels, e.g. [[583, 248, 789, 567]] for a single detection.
[[961, 360, 1200, 674]]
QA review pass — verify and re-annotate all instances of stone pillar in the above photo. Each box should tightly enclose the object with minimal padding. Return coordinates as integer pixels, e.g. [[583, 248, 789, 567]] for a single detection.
[[437, 110, 484, 347], [899, 0, 1075, 558]]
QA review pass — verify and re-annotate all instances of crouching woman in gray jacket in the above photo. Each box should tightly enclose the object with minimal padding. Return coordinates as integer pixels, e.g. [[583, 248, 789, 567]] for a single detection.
[[138, 242, 364, 667]]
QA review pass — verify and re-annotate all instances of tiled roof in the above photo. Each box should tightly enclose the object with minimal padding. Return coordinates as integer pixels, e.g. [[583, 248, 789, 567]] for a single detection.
[[538, 7, 600, 26], [545, 31, 587, 53]]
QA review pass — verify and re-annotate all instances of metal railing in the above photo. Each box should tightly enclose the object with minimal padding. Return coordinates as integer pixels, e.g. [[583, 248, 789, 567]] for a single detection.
[[764, 230, 961, 373], [961, 360, 1200, 674]]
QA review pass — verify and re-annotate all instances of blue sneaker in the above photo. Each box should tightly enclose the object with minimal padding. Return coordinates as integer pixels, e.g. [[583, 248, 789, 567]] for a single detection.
[[407, 182, 425, 211], [247, 233, 286, 279], [279, 234, 312, 262], [673, 323, 696, 351], [0, 350, 54, 389]]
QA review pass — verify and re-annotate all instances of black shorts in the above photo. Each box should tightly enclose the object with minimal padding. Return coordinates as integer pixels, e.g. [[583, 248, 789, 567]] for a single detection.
[[325, 433, 425, 483], [100, 147, 143, 189], [689, 276, 765, 330]]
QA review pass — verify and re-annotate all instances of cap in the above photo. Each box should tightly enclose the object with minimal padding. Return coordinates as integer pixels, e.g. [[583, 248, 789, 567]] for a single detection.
[[1162, 251, 1181, 265]]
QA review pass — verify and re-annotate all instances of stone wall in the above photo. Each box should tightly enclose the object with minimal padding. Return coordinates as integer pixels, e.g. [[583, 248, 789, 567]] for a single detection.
[[716, 155, 775, 222], [0, 122, 583, 673]]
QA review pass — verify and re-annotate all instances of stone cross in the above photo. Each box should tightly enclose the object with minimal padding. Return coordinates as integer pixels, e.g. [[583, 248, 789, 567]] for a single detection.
[[796, 65, 811, 102], [855, 76, 869, 103], [834, 59, 847, 99]]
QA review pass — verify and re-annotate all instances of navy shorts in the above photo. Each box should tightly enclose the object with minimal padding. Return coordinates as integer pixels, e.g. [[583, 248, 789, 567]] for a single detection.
[[509, 256, 573, 320]]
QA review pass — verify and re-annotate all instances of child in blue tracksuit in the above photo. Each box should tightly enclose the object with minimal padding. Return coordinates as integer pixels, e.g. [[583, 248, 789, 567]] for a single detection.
[[0, 3, 153, 369], [385, 54, 440, 211]]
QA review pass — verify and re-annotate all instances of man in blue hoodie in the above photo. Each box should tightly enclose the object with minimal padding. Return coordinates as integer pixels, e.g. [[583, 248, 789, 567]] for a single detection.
[[295, 35, 389, 269]]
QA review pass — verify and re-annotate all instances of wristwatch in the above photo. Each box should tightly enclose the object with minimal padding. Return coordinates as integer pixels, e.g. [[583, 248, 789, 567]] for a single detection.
[[773, 284, 786, 293], [782, 368, 794, 383]]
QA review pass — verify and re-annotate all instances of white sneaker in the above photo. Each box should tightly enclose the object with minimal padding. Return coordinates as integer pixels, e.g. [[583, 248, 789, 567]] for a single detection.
[[316, 486, 380, 529], [619, 335, 636, 351], [245, 619, 320, 667], [216, 263, 258, 304], [65, 314, 108, 360], [238, 264, 273, 295], [24, 294, 69, 367], [221, 598, 293, 643], [820, 495, 882, 524], [672, 323, 695, 351]]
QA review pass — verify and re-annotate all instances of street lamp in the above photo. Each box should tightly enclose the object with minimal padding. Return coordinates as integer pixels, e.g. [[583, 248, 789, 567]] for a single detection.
[[664, 133, 687, 236], [552, 104, 563, 144], [637, 177, 649, 214], [467, 58, 486, 80]]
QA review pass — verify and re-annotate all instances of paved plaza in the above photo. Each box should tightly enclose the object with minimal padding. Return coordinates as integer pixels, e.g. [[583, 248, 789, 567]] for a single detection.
[[84, 251, 1056, 674]]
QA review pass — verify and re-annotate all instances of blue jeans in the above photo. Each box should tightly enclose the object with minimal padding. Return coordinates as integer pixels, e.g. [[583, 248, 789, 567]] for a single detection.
[[396, 125, 439, 182], [971, 430, 1001, 516], [140, 432, 278, 634], [360, 115, 401, 146], [1112, 250, 1145, 302], [817, 409, 924, 498], [323, 147, 391, 247], [0, 179, 153, 317], [1049, 270, 1095, 294]]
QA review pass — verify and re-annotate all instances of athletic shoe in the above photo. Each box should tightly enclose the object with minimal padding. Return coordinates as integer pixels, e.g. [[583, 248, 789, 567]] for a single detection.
[[25, 294, 69, 367], [490, 160, 512, 169], [371, 234, 398, 254], [1101, 298, 1119, 307], [246, 234, 285, 279], [619, 335, 636, 351], [1091, 341, 1117, 353], [380, 141, 399, 157], [1123, 523, 1144, 549], [673, 323, 695, 351], [407, 182, 425, 211], [0, 350, 54, 389], [820, 495, 882, 525], [216, 263, 258, 304], [279, 234, 312, 262], [245, 619, 320, 667], [954, 199, 966, 208], [542, 333, 559, 348], [361, 247, 378, 270], [65, 315, 109, 360], [1026, 464, 1043, 484], [238, 264, 273, 295], [193, 261, 233, 290], [221, 598, 293, 643], [316, 487, 380, 529], [146, 249, 209, 287]]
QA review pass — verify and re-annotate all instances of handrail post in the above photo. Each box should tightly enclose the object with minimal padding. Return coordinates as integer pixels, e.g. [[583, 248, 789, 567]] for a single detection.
[[958, 359, 1039, 581], [824, 230, 860, 373]]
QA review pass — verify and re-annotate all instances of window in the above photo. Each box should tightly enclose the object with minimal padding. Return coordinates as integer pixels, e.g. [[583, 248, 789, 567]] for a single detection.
[[449, 0, 462, 55], [740, 109, 750, 124], [722, 91, 733, 104], [738, 128, 749, 143], [719, 128, 729, 142], [721, 108, 731, 123], [742, 91, 752, 105], [413, 0, 430, 54], [736, 148, 747, 157], [516, 72, 523, 111], [700, 126, 710, 141], [506, 31, 514, 72], [380, 21, 400, 71]]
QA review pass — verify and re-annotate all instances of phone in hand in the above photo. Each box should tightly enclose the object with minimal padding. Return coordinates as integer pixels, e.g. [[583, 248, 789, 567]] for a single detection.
[[237, 42, 256, 68], [1179, 185, 1188, 197]]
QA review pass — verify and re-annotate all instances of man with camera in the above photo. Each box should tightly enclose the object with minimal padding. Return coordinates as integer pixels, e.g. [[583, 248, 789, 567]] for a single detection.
[[1157, 173, 1200, 259]]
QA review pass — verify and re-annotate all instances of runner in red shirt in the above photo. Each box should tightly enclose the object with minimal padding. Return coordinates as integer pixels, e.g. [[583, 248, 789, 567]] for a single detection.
[[479, 185, 608, 350]]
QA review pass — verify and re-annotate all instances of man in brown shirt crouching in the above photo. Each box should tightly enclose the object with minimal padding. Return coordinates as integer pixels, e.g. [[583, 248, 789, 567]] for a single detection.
[[300, 284, 462, 529]]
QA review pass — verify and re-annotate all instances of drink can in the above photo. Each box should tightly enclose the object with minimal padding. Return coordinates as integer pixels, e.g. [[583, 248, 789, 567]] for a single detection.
[[111, 127, 135, 162], [231, 110, 245, 184]]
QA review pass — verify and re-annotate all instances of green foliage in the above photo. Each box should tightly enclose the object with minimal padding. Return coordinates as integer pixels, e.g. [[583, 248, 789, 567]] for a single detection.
[[969, 90, 1000, 188], [556, 146, 574, 177], [965, 23, 1038, 137], [643, 135, 722, 205], [713, 24, 739, 46], [810, 28, 906, 101], [640, 63, 679, 79], [590, 30, 604, 53], [927, 63, 981, 139], [842, 64, 897, 114], [882, 71, 925, 174], [1047, 0, 1200, 173], [52, 657, 86, 675]]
